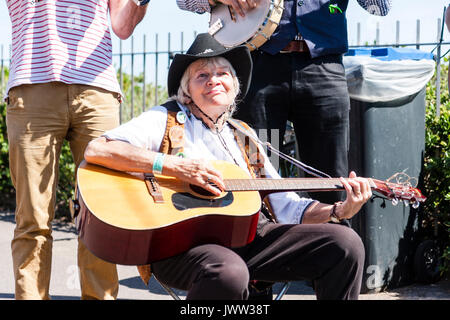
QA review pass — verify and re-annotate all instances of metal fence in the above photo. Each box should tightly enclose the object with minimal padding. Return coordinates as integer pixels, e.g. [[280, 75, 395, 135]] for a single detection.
[[1, 18, 449, 122]]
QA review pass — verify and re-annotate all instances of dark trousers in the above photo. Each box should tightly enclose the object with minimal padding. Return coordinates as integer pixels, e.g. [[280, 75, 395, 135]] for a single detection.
[[152, 215, 365, 300], [234, 51, 351, 204]]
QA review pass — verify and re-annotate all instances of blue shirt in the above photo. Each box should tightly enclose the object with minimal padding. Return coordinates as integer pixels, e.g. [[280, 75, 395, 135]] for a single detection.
[[177, 0, 391, 58], [264, 0, 351, 57]]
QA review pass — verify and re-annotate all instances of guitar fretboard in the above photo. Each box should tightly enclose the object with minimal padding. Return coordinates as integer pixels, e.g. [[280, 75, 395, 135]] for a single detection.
[[223, 178, 346, 192]]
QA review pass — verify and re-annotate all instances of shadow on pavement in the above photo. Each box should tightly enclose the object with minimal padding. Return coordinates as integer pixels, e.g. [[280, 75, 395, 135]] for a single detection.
[[119, 275, 315, 298], [119, 276, 186, 297], [0, 211, 77, 236], [382, 278, 450, 300], [0, 292, 81, 300], [0, 212, 14, 224]]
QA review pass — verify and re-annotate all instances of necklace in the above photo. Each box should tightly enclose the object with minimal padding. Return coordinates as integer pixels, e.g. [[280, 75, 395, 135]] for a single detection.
[[189, 103, 239, 165], [190, 103, 229, 133], [215, 130, 239, 166]]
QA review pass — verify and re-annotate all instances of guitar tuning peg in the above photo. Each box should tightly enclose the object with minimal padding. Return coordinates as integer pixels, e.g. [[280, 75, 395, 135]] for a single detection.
[[380, 199, 386, 208], [391, 198, 399, 206], [412, 201, 420, 209]]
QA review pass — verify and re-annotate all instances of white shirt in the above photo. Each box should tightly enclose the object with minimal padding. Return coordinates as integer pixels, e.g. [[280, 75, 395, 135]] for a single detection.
[[103, 102, 315, 224]]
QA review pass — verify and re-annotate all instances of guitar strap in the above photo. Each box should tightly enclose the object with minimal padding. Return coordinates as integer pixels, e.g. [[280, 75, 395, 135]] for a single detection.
[[227, 118, 265, 179], [227, 118, 278, 223]]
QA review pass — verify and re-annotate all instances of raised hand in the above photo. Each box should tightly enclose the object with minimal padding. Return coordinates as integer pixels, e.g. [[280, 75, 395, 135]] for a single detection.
[[214, 0, 259, 17]]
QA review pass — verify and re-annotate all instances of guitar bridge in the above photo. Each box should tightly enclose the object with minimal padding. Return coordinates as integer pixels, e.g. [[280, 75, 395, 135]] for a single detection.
[[144, 173, 165, 203]]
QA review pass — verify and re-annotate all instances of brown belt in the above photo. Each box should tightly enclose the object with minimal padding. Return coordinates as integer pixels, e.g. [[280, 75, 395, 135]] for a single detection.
[[280, 40, 309, 53]]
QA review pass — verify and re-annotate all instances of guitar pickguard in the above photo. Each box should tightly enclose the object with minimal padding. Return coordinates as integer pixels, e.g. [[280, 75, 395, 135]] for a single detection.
[[172, 192, 234, 211]]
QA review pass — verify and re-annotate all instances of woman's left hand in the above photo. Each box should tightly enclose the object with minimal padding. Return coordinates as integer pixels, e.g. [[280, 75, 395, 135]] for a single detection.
[[337, 171, 373, 220]]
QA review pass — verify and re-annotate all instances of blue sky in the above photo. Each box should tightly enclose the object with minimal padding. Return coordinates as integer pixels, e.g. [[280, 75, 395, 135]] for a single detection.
[[0, 0, 449, 54], [0, 0, 448, 85]]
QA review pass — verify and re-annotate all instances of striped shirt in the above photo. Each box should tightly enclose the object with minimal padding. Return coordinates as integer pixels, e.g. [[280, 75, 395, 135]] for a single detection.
[[6, 0, 121, 96]]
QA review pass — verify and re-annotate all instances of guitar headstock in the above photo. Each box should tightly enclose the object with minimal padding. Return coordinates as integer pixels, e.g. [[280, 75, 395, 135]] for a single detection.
[[372, 178, 426, 208]]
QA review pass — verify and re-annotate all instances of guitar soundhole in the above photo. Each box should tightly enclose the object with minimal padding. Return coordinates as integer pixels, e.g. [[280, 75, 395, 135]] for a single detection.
[[189, 184, 216, 197], [172, 191, 234, 211]]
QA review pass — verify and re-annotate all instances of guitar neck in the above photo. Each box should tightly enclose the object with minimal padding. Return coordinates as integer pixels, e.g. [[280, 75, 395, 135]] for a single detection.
[[224, 178, 372, 193]]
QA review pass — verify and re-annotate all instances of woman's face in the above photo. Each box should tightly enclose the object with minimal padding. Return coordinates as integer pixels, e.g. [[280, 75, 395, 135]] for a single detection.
[[187, 59, 236, 115]]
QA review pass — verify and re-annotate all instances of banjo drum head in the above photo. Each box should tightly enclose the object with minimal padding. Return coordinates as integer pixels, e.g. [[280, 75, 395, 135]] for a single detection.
[[209, 0, 272, 48]]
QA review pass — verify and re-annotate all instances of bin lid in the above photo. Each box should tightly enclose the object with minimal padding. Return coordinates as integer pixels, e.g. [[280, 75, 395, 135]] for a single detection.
[[346, 47, 434, 61], [343, 55, 435, 103]]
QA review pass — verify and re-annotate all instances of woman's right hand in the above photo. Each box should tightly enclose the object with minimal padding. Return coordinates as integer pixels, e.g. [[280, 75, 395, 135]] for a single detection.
[[164, 156, 225, 196]]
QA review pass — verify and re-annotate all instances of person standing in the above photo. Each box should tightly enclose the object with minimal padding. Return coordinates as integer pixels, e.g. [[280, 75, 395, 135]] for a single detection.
[[176, 0, 391, 210], [5, 0, 149, 300]]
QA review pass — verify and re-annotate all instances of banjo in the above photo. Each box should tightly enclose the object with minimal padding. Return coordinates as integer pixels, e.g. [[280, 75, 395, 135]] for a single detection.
[[208, 0, 284, 51]]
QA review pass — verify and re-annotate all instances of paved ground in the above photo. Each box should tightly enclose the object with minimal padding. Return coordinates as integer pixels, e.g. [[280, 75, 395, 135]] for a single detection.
[[1, 211, 449, 300]]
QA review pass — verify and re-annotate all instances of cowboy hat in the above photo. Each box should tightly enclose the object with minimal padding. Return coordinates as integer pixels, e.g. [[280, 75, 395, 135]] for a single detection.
[[167, 33, 253, 101]]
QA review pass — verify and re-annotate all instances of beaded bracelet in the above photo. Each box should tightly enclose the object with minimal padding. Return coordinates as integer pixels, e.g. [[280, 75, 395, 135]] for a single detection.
[[329, 201, 343, 223], [152, 153, 165, 175]]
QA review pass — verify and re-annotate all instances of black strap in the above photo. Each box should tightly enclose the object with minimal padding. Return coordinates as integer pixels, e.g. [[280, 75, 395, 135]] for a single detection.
[[160, 100, 182, 113]]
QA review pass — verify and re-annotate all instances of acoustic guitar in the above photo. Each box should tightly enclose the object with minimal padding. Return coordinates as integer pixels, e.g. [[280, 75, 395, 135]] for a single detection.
[[74, 160, 426, 265]]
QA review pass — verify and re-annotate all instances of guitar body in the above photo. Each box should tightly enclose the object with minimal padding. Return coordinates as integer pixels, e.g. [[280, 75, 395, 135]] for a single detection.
[[76, 160, 261, 265], [209, 0, 284, 50], [75, 158, 426, 266]]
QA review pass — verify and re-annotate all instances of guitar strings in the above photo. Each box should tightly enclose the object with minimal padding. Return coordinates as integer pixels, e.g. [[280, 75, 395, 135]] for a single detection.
[[227, 119, 332, 178], [386, 172, 418, 188]]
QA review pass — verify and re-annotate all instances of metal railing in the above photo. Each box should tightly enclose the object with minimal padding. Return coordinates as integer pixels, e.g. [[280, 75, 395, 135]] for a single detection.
[[113, 31, 198, 123], [1, 18, 449, 120]]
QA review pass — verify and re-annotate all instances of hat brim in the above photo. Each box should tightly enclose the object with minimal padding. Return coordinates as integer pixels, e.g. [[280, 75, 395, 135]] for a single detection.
[[167, 45, 252, 102]]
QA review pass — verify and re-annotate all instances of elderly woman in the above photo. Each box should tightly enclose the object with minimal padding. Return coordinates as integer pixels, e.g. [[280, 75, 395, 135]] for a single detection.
[[84, 33, 372, 300]]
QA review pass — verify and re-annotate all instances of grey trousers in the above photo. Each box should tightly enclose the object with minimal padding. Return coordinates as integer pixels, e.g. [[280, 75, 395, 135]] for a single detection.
[[152, 214, 365, 300]]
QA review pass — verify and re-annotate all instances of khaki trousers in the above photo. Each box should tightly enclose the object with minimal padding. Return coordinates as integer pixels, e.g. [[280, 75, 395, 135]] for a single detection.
[[6, 82, 120, 300]]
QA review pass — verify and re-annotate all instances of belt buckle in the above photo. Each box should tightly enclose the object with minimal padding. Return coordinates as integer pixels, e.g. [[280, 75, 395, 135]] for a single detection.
[[280, 34, 305, 53], [280, 40, 295, 53], [297, 40, 306, 52]]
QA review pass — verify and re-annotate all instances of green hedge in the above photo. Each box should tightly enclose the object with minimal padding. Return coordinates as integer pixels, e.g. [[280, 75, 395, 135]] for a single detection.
[[423, 63, 450, 275], [0, 102, 14, 209]]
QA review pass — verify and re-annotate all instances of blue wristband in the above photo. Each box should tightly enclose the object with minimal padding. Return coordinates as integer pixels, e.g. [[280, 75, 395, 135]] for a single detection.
[[152, 153, 165, 175]]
